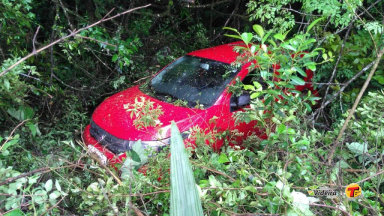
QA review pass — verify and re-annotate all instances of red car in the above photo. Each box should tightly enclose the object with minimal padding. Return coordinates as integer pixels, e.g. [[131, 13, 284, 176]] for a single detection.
[[83, 42, 315, 165]]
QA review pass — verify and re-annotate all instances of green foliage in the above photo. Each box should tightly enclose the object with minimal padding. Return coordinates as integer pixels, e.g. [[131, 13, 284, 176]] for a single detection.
[[226, 24, 322, 134], [0, 161, 66, 214], [0, 58, 38, 114], [247, 0, 361, 32], [0, 0, 35, 55], [124, 96, 164, 129], [121, 141, 148, 180], [170, 122, 204, 216]]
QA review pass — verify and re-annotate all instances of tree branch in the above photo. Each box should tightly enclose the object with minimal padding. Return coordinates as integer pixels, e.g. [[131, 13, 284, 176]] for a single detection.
[[310, 59, 376, 121], [184, 0, 230, 8], [0, 4, 151, 77], [327, 46, 384, 166], [317, 24, 353, 119]]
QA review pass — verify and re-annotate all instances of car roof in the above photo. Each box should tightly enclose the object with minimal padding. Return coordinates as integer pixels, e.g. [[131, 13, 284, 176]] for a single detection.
[[187, 41, 244, 64]]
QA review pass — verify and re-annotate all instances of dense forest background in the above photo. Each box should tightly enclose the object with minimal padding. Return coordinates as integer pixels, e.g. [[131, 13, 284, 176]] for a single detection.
[[0, 0, 384, 215]]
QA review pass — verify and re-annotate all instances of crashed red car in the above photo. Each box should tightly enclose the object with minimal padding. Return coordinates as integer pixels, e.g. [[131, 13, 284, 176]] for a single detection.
[[83, 42, 315, 165]]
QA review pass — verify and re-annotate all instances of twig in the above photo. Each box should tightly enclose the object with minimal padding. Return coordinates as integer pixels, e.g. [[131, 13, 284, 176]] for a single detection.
[[282, 7, 321, 17], [184, 0, 230, 8], [99, 181, 119, 215], [310, 203, 351, 216], [133, 74, 155, 84], [327, 47, 384, 166], [0, 119, 29, 151], [0, 164, 77, 187], [102, 8, 116, 20], [0, 4, 151, 77], [310, 59, 376, 121], [75, 35, 117, 47], [357, 169, 384, 184], [57, 0, 75, 30], [191, 161, 236, 182], [50, 73, 89, 91], [318, 24, 353, 119], [87, 152, 123, 185], [0, 167, 50, 187], [41, 195, 66, 215], [344, 168, 370, 173], [32, 26, 40, 53]]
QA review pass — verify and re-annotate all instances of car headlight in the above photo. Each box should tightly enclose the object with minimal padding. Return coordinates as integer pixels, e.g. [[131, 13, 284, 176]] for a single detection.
[[141, 132, 189, 151], [88, 145, 108, 165], [141, 138, 170, 150]]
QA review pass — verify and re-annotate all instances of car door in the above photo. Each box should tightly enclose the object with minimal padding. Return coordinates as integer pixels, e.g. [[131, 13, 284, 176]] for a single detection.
[[227, 73, 266, 147]]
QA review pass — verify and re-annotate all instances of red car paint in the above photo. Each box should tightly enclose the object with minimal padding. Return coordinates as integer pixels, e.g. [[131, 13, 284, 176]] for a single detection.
[[83, 42, 315, 165]]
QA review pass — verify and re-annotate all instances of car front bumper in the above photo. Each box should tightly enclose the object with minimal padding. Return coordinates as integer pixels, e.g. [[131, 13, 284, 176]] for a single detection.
[[83, 125, 126, 165]]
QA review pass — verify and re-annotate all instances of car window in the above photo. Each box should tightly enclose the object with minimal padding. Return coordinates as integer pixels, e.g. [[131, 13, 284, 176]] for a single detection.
[[146, 55, 239, 108]]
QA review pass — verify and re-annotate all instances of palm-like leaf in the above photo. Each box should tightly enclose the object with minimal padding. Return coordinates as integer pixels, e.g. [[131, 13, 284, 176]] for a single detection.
[[170, 122, 203, 216]]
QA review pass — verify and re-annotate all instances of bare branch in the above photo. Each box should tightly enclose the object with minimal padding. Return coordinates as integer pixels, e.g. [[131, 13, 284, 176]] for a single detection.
[[327, 46, 384, 166], [75, 35, 117, 48], [0, 119, 29, 152], [310, 59, 376, 120], [318, 24, 353, 119], [0, 4, 151, 77], [184, 0, 230, 8], [0, 167, 50, 187], [310, 203, 351, 216], [32, 26, 41, 53]]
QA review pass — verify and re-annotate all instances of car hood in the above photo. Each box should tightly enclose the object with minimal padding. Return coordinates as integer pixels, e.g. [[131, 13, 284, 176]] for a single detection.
[[91, 85, 207, 141]]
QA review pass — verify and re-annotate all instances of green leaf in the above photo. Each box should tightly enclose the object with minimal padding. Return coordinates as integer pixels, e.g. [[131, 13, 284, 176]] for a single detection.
[[223, 34, 242, 40], [223, 27, 240, 34], [306, 63, 316, 71], [241, 32, 253, 45], [290, 76, 306, 85], [250, 92, 261, 99], [26, 122, 39, 137], [268, 39, 277, 47], [252, 24, 264, 38], [281, 43, 296, 51], [260, 70, 268, 79], [306, 17, 325, 33], [4, 209, 24, 216], [132, 141, 148, 164], [55, 180, 62, 192], [243, 85, 255, 91], [170, 122, 203, 216], [322, 53, 328, 60], [273, 33, 286, 41], [253, 81, 263, 91], [277, 124, 286, 134], [45, 179, 53, 192], [373, 75, 384, 84], [121, 140, 148, 180], [346, 142, 368, 155], [4, 79, 10, 90], [294, 67, 307, 77], [1, 135, 19, 152], [49, 191, 61, 200], [6, 106, 34, 121], [218, 153, 230, 164], [262, 31, 272, 44]]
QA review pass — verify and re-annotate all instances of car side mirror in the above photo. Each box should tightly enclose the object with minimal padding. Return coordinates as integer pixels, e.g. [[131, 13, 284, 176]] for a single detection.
[[238, 93, 250, 106], [230, 92, 250, 111]]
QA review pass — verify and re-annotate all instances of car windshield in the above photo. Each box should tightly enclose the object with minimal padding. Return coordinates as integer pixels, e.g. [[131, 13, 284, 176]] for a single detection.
[[148, 55, 239, 108]]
